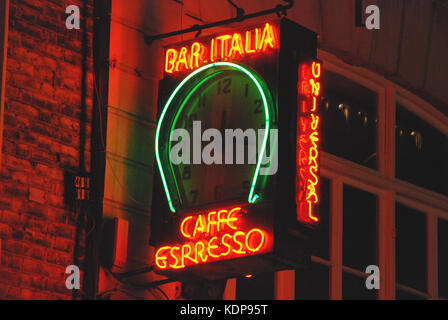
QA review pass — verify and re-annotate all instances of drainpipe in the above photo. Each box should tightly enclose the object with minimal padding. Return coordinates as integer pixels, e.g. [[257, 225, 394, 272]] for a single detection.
[[84, 0, 111, 299]]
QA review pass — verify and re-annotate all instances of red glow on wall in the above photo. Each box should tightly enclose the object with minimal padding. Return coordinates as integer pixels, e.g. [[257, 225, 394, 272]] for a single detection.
[[114, 218, 128, 267], [155, 206, 269, 270], [164, 23, 278, 75], [296, 61, 321, 225]]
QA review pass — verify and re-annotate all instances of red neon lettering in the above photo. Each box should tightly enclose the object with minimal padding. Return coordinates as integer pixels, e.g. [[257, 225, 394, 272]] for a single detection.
[[227, 207, 240, 229], [309, 79, 320, 96], [164, 23, 279, 75], [180, 215, 193, 239], [311, 97, 317, 112], [259, 23, 276, 51], [206, 211, 218, 235], [210, 38, 216, 62], [155, 246, 170, 269], [216, 34, 231, 60], [207, 236, 220, 258], [221, 233, 233, 256], [181, 206, 241, 238], [245, 228, 265, 252], [229, 33, 244, 58], [245, 30, 256, 53], [175, 46, 190, 72], [233, 231, 246, 254], [193, 215, 206, 237], [296, 61, 322, 225], [165, 49, 177, 74], [255, 28, 261, 52], [195, 241, 208, 263], [217, 209, 228, 232], [155, 228, 268, 270], [182, 243, 197, 265], [312, 61, 321, 78], [190, 42, 204, 69], [155, 206, 269, 270], [169, 246, 183, 269]]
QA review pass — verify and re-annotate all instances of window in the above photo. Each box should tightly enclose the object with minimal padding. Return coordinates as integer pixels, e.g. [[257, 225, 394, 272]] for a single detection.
[[280, 52, 448, 300], [342, 185, 378, 300], [295, 262, 329, 300], [343, 185, 377, 271], [321, 71, 378, 169], [295, 178, 330, 300], [395, 203, 427, 294], [310, 178, 330, 259], [396, 104, 448, 196], [343, 271, 377, 300]]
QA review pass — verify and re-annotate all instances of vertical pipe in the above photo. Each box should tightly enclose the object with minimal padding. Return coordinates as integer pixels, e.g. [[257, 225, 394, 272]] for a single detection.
[[384, 87, 396, 180], [85, 0, 111, 299], [427, 214, 438, 299], [355, 0, 365, 27], [330, 179, 343, 299], [222, 278, 237, 300], [378, 190, 395, 299], [0, 0, 10, 170], [274, 270, 295, 300]]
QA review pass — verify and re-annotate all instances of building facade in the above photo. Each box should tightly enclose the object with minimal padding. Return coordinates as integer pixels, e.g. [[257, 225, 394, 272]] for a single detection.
[[0, 0, 447, 300]]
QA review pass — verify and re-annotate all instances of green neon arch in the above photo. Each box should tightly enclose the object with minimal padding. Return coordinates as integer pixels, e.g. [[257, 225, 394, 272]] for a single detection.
[[155, 62, 273, 213]]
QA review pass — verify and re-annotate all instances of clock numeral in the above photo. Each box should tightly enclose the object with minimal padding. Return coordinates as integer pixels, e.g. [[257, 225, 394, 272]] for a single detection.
[[182, 166, 191, 180], [190, 190, 198, 204], [217, 78, 232, 95], [214, 185, 224, 201], [254, 99, 262, 114]]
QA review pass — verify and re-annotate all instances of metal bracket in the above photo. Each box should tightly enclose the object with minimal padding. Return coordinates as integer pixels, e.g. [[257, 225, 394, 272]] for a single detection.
[[144, 0, 294, 45], [227, 0, 245, 21]]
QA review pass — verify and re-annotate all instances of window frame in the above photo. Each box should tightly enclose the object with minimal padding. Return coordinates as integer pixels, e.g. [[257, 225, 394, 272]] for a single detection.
[[285, 50, 448, 300], [226, 49, 448, 300]]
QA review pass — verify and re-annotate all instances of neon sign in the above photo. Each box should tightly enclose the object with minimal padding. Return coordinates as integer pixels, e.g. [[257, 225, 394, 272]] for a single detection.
[[155, 62, 272, 213], [153, 19, 320, 278], [164, 23, 278, 75], [296, 61, 321, 224], [155, 206, 269, 270]]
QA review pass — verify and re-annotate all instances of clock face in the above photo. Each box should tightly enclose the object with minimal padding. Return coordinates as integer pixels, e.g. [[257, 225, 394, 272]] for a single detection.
[[158, 63, 275, 212]]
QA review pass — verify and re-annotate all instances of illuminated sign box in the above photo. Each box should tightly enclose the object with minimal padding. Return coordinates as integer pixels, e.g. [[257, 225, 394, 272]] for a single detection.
[[151, 19, 320, 280]]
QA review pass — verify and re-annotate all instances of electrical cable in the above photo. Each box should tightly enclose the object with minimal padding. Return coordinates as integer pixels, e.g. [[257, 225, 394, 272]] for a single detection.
[[112, 265, 155, 280], [97, 288, 144, 300], [150, 286, 170, 300], [226, 0, 245, 19]]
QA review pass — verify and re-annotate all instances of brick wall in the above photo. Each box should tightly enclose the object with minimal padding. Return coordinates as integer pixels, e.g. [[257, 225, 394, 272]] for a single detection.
[[0, 0, 94, 299]]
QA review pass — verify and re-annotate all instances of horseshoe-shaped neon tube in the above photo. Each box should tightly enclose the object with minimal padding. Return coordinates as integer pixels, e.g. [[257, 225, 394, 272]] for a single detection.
[[155, 62, 272, 213]]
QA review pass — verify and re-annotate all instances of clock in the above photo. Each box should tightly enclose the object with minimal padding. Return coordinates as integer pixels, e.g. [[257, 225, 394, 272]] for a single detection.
[[155, 62, 275, 213]]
